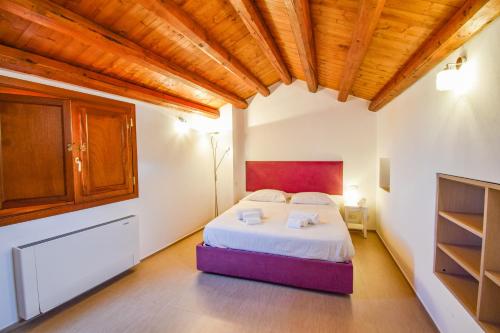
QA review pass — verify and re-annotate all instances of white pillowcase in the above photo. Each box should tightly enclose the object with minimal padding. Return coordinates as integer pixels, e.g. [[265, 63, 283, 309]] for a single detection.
[[290, 192, 334, 205], [243, 189, 287, 203]]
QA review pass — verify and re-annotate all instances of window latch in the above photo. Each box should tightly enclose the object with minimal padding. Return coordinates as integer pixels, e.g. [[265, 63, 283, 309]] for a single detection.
[[75, 157, 82, 173]]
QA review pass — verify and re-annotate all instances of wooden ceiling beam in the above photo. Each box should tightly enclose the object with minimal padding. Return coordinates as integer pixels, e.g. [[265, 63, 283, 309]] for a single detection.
[[136, 0, 270, 96], [0, 0, 248, 109], [0, 44, 220, 117], [284, 0, 318, 92], [338, 0, 385, 102], [229, 0, 292, 85], [369, 0, 500, 111]]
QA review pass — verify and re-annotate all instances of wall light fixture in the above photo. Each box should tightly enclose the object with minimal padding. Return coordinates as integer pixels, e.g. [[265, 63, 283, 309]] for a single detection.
[[174, 116, 190, 134], [436, 56, 467, 91]]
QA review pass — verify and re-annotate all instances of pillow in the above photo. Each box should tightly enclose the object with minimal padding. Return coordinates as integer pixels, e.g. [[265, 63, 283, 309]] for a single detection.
[[290, 192, 334, 205], [243, 189, 287, 203]]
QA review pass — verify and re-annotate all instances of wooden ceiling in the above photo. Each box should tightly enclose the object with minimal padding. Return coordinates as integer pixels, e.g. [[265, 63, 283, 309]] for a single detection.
[[0, 0, 498, 117]]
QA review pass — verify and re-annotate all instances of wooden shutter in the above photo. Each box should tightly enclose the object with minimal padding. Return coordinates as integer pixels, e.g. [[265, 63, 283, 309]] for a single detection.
[[0, 94, 74, 214], [73, 101, 136, 202]]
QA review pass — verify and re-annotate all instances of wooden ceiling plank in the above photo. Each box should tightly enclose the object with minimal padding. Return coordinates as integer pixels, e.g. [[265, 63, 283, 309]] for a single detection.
[[369, 0, 500, 111], [338, 0, 385, 102], [0, 0, 248, 109], [0, 44, 220, 117], [229, 0, 292, 85], [284, 0, 317, 92], [135, 0, 270, 96], [15, 21, 38, 47]]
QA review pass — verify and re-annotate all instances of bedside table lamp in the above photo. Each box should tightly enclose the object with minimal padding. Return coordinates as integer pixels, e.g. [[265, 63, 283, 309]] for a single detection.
[[344, 185, 360, 206], [344, 185, 368, 238]]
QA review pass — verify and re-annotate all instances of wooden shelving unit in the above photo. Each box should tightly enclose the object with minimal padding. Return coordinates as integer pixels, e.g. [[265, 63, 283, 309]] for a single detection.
[[435, 174, 500, 332], [438, 211, 484, 237], [437, 243, 481, 280], [436, 272, 479, 315], [485, 271, 500, 287]]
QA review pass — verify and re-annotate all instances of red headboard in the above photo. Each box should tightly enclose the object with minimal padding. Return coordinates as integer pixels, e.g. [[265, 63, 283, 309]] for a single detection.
[[246, 161, 343, 195]]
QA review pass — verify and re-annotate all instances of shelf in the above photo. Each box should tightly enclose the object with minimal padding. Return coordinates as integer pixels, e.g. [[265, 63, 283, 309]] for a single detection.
[[479, 272, 500, 332], [485, 271, 500, 287], [439, 174, 489, 189], [439, 211, 483, 238], [347, 223, 363, 230], [437, 243, 482, 280], [436, 272, 478, 316]]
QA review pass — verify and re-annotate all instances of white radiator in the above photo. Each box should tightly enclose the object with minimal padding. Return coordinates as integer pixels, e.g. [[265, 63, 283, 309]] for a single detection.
[[13, 215, 140, 320]]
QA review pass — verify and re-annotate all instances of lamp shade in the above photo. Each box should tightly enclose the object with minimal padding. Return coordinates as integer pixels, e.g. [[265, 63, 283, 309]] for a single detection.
[[344, 185, 360, 206]]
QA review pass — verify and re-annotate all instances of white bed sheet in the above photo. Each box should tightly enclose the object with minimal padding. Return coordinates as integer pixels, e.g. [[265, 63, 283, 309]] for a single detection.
[[203, 201, 355, 262]]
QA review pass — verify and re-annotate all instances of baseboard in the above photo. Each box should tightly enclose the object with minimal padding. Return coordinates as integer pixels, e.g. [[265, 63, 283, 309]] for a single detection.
[[1, 320, 25, 333], [375, 230, 442, 333], [141, 225, 206, 261]]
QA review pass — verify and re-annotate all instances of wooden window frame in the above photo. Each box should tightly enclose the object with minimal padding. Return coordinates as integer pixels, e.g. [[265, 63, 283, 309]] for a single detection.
[[0, 75, 138, 227]]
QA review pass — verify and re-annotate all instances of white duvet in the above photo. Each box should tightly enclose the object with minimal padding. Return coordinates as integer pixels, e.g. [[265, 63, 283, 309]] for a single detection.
[[203, 201, 355, 262]]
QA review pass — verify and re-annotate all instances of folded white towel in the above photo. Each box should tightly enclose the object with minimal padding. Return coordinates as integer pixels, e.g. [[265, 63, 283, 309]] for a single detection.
[[288, 211, 320, 225], [241, 211, 260, 219], [287, 216, 309, 229], [243, 217, 262, 225], [236, 209, 263, 225], [237, 208, 263, 220]]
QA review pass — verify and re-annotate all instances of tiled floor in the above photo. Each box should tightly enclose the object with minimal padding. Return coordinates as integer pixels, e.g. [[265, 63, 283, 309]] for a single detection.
[[14, 231, 436, 333]]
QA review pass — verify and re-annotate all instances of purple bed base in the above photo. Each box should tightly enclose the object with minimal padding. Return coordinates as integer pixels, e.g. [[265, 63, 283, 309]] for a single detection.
[[196, 243, 353, 294]]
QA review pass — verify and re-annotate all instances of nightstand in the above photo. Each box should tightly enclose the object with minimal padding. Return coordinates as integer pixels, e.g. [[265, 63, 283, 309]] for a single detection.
[[344, 205, 368, 238]]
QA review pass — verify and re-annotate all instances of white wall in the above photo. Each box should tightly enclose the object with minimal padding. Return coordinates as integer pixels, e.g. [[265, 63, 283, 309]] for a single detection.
[[239, 81, 378, 228], [376, 19, 500, 333], [232, 107, 247, 201], [0, 69, 234, 330]]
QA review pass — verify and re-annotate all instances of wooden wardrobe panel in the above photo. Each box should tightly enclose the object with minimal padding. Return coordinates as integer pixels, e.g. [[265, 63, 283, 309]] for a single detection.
[[0, 94, 73, 210], [74, 101, 135, 202]]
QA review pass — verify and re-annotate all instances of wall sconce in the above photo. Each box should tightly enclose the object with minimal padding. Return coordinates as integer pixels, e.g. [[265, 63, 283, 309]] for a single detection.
[[436, 56, 467, 91], [174, 116, 190, 134]]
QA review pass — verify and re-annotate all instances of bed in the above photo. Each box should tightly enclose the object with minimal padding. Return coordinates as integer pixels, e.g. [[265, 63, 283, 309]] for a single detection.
[[196, 161, 354, 294]]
